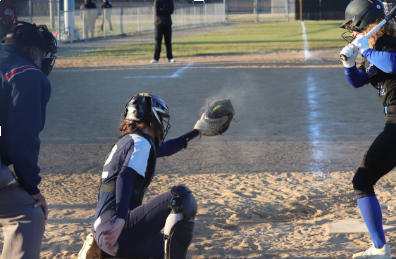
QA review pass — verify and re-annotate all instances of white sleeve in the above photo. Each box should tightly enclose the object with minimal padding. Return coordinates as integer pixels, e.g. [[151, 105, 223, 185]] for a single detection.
[[127, 134, 151, 177]]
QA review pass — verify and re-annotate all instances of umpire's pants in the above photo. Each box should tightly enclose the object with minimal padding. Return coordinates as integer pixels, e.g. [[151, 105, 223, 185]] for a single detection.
[[0, 186, 46, 259], [154, 24, 173, 60]]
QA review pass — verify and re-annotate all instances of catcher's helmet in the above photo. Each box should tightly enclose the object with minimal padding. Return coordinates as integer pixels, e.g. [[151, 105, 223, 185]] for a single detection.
[[123, 93, 171, 144], [340, 0, 386, 32], [4, 21, 58, 76]]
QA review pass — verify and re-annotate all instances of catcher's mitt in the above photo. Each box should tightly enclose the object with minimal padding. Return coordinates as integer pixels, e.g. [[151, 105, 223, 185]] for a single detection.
[[194, 99, 235, 136]]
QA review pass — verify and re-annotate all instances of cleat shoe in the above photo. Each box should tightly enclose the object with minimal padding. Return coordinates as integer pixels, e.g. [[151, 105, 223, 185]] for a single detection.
[[78, 233, 101, 259], [168, 59, 176, 63], [353, 244, 391, 259], [151, 59, 159, 63]]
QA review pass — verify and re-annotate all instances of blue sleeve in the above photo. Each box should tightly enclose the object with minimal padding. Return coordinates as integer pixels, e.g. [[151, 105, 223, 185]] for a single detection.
[[362, 49, 396, 74], [344, 66, 368, 88], [115, 166, 138, 221], [6, 71, 51, 195], [156, 137, 185, 157]]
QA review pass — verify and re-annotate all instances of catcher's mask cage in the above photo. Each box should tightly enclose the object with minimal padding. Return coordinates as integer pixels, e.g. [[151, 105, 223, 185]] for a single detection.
[[340, 0, 386, 42], [383, 0, 393, 13], [123, 93, 171, 144], [4, 21, 58, 76]]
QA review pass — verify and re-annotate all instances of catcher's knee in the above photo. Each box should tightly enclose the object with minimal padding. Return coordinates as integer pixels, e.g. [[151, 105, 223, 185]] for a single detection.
[[164, 185, 197, 259], [352, 168, 376, 199], [168, 185, 197, 219]]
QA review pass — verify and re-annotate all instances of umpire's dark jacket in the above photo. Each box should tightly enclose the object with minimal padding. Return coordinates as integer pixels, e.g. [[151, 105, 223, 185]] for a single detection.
[[0, 44, 51, 195], [154, 0, 174, 25]]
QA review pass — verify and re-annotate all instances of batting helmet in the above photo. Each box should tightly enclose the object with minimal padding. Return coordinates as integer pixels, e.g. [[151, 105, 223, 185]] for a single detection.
[[340, 0, 386, 32], [123, 93, 171, 145]]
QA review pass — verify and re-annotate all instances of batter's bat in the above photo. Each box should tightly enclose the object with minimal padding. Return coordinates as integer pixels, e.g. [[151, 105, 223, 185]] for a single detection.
[[341, 5, 396, 61]]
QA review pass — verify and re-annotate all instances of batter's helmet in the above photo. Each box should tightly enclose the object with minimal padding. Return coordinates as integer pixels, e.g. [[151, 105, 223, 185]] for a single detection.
[[340, 0, 386, 32], [123, 93, 171, 145]]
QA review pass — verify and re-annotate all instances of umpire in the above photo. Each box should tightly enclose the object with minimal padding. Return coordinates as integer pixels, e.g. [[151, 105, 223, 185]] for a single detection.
[[152, 0, 175, 63], [0, 21, 57, 259]]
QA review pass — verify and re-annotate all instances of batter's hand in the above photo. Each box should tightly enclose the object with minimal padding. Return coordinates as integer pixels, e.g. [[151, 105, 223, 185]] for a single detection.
[[32, 192, 49, 220], [103, 218, 125, 248], [340, 44, 359, 68], [352, 34, 370, 55]]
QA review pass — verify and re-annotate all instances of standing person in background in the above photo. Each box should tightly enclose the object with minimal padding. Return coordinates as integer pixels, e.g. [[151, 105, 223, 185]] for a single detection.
[[80, 0, 97, 38], [151, 0, 175, 63], [0, 21, 57, 259], [0, 0, 17, 42], [100, 0, 113, 32]]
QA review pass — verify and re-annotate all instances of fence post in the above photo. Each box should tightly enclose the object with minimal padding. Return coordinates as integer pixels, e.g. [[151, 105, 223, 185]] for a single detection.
[[104, 9, 107, 37], [254, 0, 259, 22], [58, 0, 62, 43], [215, 4, 217, 23], [194, 5, 196, 25], [182, 8, 184, 27], [120, 7, 123, 34], [285, 0, 289, 22], [83, 10, 86, 39], [204, 3, 207, 24], [224, 0, 228, 22], [138, 7, 140, 32], [29, 0, 33, 23]]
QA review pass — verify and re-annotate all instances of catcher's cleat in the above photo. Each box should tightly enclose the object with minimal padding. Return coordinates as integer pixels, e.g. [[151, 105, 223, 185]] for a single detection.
[[78, 233, 101, 259], [353, 244, 391, 259]]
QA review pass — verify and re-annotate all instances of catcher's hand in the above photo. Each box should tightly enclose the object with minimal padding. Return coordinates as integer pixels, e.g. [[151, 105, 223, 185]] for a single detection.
[[194, 99, 235, 136]]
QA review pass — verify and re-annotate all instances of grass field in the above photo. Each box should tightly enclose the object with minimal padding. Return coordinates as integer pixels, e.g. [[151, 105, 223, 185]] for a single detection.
[[68, 20, 347, 60]]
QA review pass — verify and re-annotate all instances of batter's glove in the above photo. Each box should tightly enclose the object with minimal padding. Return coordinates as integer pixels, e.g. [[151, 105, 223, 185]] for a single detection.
[[194, 99, 235, 136], [352, 34, 370, 55], [340, 44, 359, 68]]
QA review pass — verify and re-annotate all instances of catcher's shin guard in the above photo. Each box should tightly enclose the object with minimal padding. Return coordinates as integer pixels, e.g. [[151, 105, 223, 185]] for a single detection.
[[164, 185, 197, 259]]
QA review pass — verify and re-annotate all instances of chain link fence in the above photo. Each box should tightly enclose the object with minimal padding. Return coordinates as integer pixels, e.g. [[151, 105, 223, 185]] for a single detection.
[[18, 1, 225, 42], [16, 0, 295, 42]]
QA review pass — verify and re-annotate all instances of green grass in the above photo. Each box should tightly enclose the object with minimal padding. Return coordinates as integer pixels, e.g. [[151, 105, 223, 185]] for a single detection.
[[67, 20, 348, 60]]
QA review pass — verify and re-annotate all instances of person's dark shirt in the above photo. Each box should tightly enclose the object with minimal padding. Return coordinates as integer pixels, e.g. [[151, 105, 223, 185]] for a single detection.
[[154, 0, 174, 25], [80, 1, 97, 9], [101, 2, 112, 8]]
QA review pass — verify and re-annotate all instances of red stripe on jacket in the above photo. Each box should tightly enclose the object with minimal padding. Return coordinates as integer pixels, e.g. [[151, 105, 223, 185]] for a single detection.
[[5, 65, 41, 81]]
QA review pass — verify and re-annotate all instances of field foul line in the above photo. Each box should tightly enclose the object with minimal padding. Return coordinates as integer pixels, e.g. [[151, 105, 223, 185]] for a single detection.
[[301, 21, 311, 59], [124, 62, 194, 79]]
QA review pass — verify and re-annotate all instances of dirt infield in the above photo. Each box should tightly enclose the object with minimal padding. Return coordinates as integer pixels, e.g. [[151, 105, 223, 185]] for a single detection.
[[2, 26, 396, 259]]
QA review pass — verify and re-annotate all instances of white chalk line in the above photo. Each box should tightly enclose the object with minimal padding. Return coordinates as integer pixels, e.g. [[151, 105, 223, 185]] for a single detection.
[[301, 21, 311, 59], [124, 62, 195, 79]]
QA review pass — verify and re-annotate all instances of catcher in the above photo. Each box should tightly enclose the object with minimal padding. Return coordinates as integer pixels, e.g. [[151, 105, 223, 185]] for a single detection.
[[78, 93, 234, 259]]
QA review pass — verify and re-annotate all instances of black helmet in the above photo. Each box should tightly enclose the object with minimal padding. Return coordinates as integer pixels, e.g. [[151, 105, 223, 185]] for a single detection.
[[340, 0, 386, 32], [123, 93, 171, 144], [4, 21, 58, 76]]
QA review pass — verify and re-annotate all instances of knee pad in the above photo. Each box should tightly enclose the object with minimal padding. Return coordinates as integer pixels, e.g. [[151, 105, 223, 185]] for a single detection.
[[164, 185, 197, 259]]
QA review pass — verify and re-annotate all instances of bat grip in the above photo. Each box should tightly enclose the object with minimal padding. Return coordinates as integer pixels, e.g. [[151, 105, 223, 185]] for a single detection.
[[340, 54, 347, 61]]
